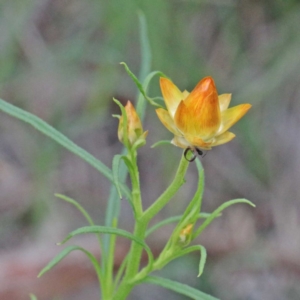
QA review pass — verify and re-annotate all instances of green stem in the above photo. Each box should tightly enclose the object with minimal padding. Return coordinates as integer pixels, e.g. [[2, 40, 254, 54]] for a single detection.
[[142, 152, 189, 223], [112, 153, 190, 299], [112, 151, 145, 299], [113, 254, 129, 291], [103, 218, 118, 298], [129, 151, 143, 217], [113, 219, 148, 300]]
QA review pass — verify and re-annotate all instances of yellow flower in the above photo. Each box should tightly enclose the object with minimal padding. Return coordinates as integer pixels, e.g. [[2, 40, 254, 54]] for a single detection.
[[156, 76, 251, 151], [118, 100, 148, 147]]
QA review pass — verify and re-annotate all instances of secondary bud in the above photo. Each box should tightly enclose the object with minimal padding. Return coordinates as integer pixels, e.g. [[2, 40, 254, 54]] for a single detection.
[[118, 101, 147, 147]]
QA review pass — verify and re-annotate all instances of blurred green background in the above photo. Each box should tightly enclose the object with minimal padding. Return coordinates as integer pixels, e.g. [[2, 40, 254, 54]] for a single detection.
[[1, 0, 300, 299]]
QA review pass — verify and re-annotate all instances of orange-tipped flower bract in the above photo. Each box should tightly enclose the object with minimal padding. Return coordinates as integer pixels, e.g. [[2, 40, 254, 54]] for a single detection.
[[156, 76, 251, 150], [118, 101, 148, 147]]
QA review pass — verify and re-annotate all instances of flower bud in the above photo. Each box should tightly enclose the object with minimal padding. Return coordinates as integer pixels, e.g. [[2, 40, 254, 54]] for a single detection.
[[118, 101, 147, 147]]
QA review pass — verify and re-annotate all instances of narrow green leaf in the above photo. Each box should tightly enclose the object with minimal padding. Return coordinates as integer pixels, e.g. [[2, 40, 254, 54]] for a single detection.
[[151, 96, 164, 102], [29, 294, 37, 300], [55, 194, 95, 226], [146, 213, 213, 237], [151, 140, 172, 148], [38, 246, 101, 280], [155, 244, 207, 278], [198, 245, 207, 277], [193, 199, 255, 238], [178, 245, 207, 277], [59, 226, 154, 266], [112, 155, 123, 199], [143, 276, 219, 300], [136, 70, 166, 119], [55, 194, 104, 256], [0, 98, 131, 201], [120, 63, 162, 108]]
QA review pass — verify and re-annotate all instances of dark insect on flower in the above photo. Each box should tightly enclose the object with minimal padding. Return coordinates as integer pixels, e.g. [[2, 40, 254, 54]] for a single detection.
[[184, 147, 205, 162]]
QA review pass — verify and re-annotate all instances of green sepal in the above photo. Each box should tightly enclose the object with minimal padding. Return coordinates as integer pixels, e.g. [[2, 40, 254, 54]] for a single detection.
[[131, 131, 148, 152]]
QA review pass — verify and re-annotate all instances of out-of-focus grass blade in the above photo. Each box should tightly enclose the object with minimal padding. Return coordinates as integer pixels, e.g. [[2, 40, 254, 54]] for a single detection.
[[103, 12, 153, 257], [143, 276, 219, 300], [138, 10, 151, 82], [112, 154, 124, 199]]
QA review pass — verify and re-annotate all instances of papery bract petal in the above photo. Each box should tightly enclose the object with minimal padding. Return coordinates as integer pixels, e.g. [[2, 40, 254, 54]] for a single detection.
[[126, 101, 143, 144], [118, 100, 146, 147], [126, 101, 142, 128], [182, 90, 190, 99], [212, 131, 235, 146], [160, 77, 184, 118], [173, 100, 194, 135], [171, 136, 191, 149], [185, 134, 212, 150], [218, 94, 232, 111], [157, 75, 251, 152], [176, 77, 221, 139], [219, 103, 252, 135], [156, 108, 182, 136]]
